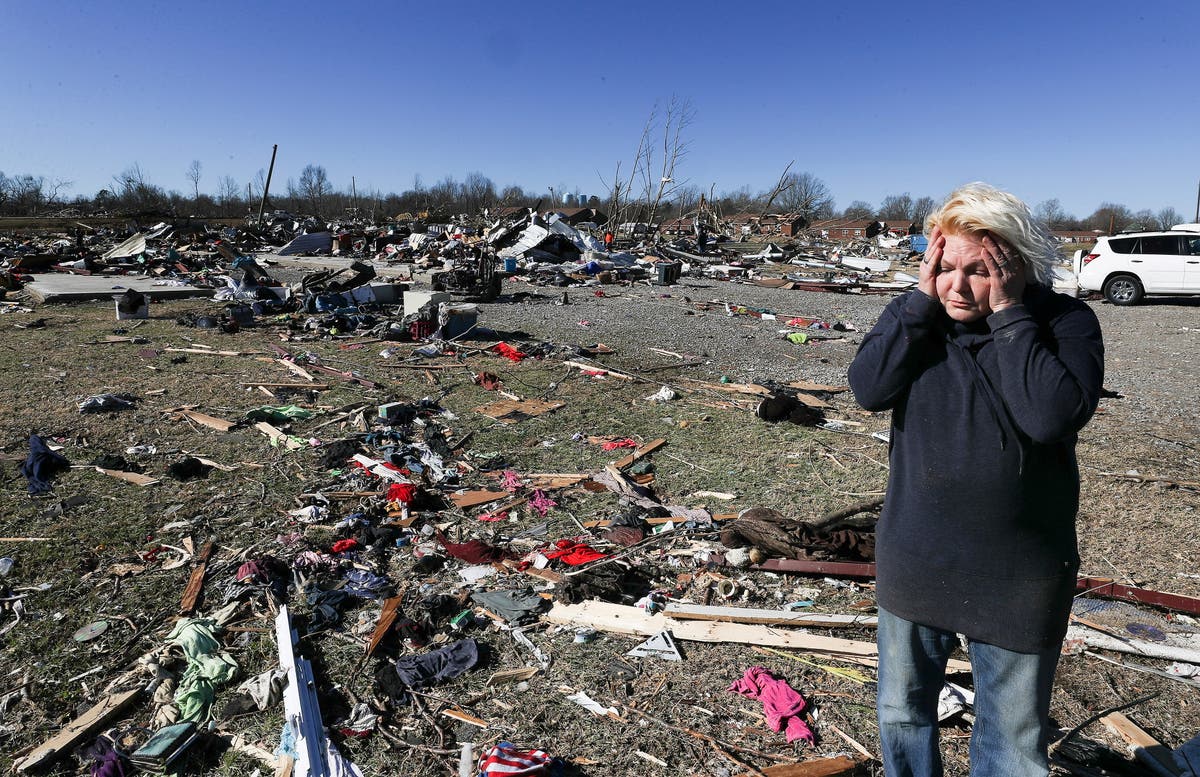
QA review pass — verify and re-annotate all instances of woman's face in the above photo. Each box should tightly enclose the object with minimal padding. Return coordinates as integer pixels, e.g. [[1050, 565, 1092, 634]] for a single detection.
[[936, 232, 995, 322]]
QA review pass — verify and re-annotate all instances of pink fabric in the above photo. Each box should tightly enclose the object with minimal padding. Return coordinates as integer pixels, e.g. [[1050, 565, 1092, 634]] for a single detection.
[[728, 666, 814, 744]]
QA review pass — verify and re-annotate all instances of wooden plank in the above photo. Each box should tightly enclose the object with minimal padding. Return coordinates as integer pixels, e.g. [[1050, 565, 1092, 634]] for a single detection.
[[276, 358, 316, 382], [486, 667, 540, 687], [734, 756, 864, 777], [365, 595, 403, 659], [240, 382, 331, 389], [787, 380, 850, 394], [94, 467, 160, 487], [1101, 712, 1183, 777], [178, 409, 237, 432], [562, 360, 636, 380], [475, 399, 565, 424], [664, 603, 877, 629], [256, 422, 304, 450], [542, 601, 934, 667], [751, 559, 878, 579], [613, 438, 667, 469], [449, 490, 509, 509], [179, 541, 215, 615], [163, 347, 244, 356], [15, 689, 142, 772]]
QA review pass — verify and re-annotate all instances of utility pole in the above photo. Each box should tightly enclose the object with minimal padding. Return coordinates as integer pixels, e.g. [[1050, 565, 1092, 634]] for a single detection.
[[256, 144, 278, 226], [1194, 178, 1199, 223], [351, 176, 358, 216]]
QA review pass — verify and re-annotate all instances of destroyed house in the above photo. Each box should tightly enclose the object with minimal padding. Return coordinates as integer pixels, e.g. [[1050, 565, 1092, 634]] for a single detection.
[[494, 206, 606, 227], [660, 217, 694, 236], [809, 219, 891, 241]]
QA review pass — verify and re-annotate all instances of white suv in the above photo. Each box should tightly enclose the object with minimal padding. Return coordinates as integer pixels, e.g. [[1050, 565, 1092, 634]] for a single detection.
[[1077, 224, 1200, 305]]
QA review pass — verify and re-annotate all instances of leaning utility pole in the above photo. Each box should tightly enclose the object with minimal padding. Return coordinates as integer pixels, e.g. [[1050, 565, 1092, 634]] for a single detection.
[[256, 144, 279, 225]]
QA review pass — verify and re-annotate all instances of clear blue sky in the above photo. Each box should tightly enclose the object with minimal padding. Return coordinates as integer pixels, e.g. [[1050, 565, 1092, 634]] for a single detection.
[[3, 0, 1198, 219]]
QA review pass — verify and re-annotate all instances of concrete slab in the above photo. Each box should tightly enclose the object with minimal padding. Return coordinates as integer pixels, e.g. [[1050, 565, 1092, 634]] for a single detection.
[[24, 274, 215, 303]]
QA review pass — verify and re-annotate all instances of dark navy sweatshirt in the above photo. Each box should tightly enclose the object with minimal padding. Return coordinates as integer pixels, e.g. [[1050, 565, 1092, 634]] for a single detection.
[[848, 286, 1104, 652]]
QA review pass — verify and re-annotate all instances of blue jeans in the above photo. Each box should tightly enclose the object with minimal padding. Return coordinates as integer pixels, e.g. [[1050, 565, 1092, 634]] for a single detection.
[[876, 607, 1060, 777]]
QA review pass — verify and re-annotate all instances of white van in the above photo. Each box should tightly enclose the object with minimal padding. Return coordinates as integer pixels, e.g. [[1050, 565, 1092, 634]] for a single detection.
[[1077, 224, 1200, 305]]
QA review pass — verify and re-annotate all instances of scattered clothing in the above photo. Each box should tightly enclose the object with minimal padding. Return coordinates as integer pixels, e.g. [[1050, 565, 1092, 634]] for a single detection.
[[394, 638, 479, 689], [478, 741, 555, 776], [544, 539, 606, 566], [728, 666, 814, 744], [471, 588, 549, 623], [20, 434, 70, 494]]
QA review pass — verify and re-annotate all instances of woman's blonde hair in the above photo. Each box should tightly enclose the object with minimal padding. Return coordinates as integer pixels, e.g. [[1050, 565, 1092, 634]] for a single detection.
[[925, 182, 1058, 285]]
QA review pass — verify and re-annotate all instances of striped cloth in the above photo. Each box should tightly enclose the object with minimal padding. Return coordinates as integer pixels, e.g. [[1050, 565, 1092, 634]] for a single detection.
[[478, 742, 553, 775]]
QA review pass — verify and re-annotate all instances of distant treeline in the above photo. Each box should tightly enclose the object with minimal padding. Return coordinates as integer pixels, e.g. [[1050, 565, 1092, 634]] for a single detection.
[[0, 164, 1187, 233]]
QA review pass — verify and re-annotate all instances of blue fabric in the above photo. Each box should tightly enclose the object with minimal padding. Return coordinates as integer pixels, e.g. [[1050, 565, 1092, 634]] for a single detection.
[[848, 286, 1103, 651], [20, 434, 70, 494], [876, 607, 1058, 777]]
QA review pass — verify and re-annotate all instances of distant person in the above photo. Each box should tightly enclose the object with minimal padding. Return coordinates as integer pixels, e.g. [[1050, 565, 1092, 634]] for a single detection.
[[603, 230, 614, 252], [848, 183, 1104, 777], [696, 223, 707, 254]]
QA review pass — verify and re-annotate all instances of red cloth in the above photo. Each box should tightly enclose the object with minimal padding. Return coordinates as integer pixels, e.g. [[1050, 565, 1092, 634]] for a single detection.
[[387, 482, 416, 503], [475, 371, 503, 390], [599, 438, 638, 451], [437, 531, 512, 563], [728, 666, 814, 744], [493, 342, 526, 362], [332, 539, 359, 554], [544, 539, 606, 566]]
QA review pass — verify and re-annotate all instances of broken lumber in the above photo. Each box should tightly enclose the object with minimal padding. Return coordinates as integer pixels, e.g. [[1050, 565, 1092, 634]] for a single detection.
[[664, 603, 877, 629], [94, 467, 160, 487], [15, 689, 141, 772], [613, 438, 667, 469], [1101, 712, 1183, 777], [179, 541, 215, 615], [734, 756, 865, 777], [176, 409, 237, 432]]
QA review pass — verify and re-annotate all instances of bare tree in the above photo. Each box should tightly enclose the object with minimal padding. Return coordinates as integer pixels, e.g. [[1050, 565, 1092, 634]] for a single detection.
[[1086, 202, 1132, 233], [186, 160, 202, 200], [911, 196, 936, 225], [461, 171, 496, 214], [216, 175, 240, 214], [841, 200, 874, 219], [602, 96, 695, 233], [878, 193, 915, 222], [773, 168, 835, 221], [298, 164, 330, 215], [1034, 198, 1068, 229], [1157, 206, 1184, 229]]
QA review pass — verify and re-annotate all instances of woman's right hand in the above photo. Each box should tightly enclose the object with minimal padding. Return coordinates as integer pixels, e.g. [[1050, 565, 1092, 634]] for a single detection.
[[919, 226, 944, 300]]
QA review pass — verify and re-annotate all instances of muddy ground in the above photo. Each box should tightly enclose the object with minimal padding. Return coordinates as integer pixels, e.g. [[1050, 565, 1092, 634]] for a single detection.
[[0, 273, 1197, 776]]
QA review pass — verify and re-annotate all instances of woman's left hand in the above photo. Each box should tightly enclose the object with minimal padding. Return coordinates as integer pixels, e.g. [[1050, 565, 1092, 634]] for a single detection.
[[981, 232, 1026, 313]]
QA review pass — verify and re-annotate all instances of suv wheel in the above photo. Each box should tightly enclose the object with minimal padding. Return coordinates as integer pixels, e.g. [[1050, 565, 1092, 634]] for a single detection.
[[1103, 274, 1144, 306]]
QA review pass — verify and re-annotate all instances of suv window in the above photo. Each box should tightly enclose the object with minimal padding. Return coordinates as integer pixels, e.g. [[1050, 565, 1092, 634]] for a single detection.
[[1138, 235, 1182, 255], [1109, 237, 1137, 253], [1186, 236, 1200, 255]]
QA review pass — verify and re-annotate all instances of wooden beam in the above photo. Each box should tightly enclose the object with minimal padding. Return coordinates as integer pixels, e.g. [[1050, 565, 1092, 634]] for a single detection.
[[177, 409, 237, 432], [1101, 712, 1183, 777], [734, 756, 865, 777], [613, 438, 667, 469], [15, 689, 142, 772], [664, 603, 877, 629], [180, 541, 215, 615], [1076, 577, 1200, 616]]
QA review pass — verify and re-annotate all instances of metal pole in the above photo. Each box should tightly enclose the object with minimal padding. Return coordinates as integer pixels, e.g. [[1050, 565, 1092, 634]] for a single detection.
[[1194, 178, 1199, 223], [256, 144, 278, 225]]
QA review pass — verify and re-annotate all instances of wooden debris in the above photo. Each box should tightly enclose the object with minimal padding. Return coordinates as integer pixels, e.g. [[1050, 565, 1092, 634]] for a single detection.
[[163, 347, 244, 356], [15, 689, 142, 772], [240, 382, 330, 390], [365, 596, 403, 659], [734, 756, 865, 777], [664, 603, 877, 629], [1101, 712, 1183, 777], [179, 541, 215, 615], [176, 409, 237, 432], [562, 360, 636, 380], [475, 399, 565, 424], [543, 601, 952, 668], [486, 667, 540, 687], [613, 438, 667, 470], [94, 467, 159, 487], [256, 422, 304, 450], [276, 358, 316, 382], [787, 380, 850, 393], [449, 490, 509, 509], [440, 708, 489, 728]]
